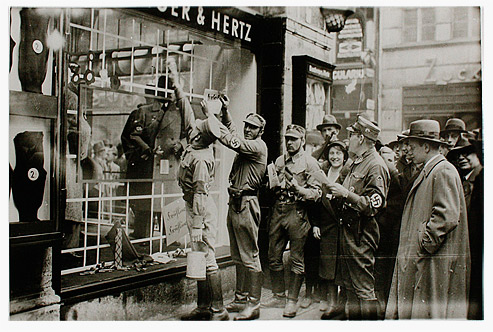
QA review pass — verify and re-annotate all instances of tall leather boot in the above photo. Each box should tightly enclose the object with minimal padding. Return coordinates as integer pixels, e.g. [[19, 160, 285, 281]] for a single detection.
[[346, 290, 362, 321], [261, 269, 286, 308], [283, 272, 304, 318], [225, 264, 250, 312], [208, 271, 230, 321], [360, 299, 379, 320], [235, 270, 262, 320], [321, 283, 346, 320], [180, 280, 212, 320]]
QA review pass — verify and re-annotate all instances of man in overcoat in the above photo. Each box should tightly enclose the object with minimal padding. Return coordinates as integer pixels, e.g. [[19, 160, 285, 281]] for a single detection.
[[385, 119, 470, 319]]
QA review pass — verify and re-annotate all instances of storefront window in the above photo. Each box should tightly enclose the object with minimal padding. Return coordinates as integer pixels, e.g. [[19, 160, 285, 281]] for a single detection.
[[62, 8, 256, 276]]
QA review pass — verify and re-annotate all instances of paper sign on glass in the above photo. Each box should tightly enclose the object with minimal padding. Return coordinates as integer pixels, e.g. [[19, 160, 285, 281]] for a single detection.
[[203, 89, 222, 115]]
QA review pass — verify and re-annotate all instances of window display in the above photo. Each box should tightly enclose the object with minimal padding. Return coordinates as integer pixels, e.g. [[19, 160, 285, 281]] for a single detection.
[[61, 8, 256, 275]]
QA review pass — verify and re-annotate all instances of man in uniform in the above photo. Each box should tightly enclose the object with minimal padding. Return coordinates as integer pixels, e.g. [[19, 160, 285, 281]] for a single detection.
[[263, 124, 322, 318], [121, 79, 168, 239], [205, 96, 267, 320], [326, 116, 390, 320], [173, 72, 229, 321]]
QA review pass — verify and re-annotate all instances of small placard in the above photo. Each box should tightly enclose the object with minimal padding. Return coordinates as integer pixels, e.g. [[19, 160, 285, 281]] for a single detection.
[[163, 199, 188, 246], [160, 159, 170, 175], [203, 89, 222, 115]]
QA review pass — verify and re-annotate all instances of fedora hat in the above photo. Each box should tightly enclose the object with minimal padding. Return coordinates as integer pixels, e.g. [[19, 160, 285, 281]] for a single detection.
[[401, 119, 447, 145], [440, 118, 467, 136], [446, 138, 483, 162], [93, 141, 107, 154], [316, 114, 341, 131]]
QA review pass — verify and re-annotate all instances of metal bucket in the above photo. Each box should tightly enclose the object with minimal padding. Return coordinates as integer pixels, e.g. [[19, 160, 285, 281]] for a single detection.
[[186, 241, 207, 280]]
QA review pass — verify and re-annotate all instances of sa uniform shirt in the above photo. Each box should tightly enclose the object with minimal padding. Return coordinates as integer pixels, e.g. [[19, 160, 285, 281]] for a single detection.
[[217, 111, 267, 191], [342, 149, 390, 217]]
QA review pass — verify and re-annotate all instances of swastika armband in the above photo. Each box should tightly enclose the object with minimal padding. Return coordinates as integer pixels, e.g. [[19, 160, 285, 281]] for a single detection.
[[231, 137, 241, 148], [370, 193, 382, 209]]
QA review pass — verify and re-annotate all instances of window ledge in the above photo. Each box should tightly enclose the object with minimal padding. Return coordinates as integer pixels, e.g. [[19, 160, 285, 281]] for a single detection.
[[60, 246, 233, 305], [382, 38, 481, 51]]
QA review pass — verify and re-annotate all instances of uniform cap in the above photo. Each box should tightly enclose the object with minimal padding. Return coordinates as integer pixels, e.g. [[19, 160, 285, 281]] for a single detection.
[[346, 115, 381, 141], [195, 116, 221, 145], [285, 124, 306, 139], [243, 113, 266, 129]]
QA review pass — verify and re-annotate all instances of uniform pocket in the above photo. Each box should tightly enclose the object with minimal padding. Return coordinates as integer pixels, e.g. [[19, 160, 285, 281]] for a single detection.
[[348, 172, 365, 193]]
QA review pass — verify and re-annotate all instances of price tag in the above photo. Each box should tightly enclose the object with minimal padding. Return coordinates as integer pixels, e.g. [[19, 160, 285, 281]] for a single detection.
[[28, 168, 39, 181], [32, 40, 43, 54]]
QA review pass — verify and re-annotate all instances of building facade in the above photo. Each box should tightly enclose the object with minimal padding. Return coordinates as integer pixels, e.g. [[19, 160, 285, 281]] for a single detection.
[[378, 7, 482, 143]]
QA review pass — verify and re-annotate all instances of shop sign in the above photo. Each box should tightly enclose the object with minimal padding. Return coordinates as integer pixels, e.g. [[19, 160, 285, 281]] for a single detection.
[[333, 68, 368, 81], [308, 64, 332, 80], [336, 17, 364, 63], [138, 7, 256, 46], [424, 58, 482, 84]]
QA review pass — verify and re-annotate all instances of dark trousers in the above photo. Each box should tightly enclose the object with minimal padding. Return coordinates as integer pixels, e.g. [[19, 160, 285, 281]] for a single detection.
[[268, 202, 310, 274]]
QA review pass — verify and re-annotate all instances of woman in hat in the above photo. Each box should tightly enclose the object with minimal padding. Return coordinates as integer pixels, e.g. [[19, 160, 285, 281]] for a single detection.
[[310, 141, 349, 319]]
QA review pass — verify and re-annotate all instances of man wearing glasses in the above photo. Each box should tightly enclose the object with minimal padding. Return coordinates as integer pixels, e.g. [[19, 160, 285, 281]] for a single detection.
[[325, 115, 389, 320], [263, 124, 322, 318]]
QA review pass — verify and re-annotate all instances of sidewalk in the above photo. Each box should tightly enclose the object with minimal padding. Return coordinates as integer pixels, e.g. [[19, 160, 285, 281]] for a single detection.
[[171, 286, 326, 320]]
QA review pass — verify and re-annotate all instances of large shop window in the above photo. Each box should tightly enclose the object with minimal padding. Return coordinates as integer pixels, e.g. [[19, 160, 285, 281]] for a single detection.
[[62, 8, 256, 281]]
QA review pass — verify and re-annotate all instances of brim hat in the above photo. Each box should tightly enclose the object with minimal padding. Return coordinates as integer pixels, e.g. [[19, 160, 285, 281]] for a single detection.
[[446, 138, 483, 162], [401, 119, 448, 145], [306, 130, 324, 146], [316, 114, 341, 131], [244, 113, 266, 129], [397, 129, 410, 141], [346, 115, 381, 142], [285, 124, 306, 139], [93, 141, 106, 154], [327, 140, 349, 162], [440, 118, 467, 136], [195, 116, 221, 144]]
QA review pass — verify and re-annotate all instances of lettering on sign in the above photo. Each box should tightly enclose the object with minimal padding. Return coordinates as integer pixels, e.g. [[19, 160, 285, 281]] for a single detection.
[[163, 198, 188, 246], [155, 7, 252, 43], [308, 65, 332, 80], [203, 89, 222, 115], [424, 58, 481, 84], [333, 68, 367, 81]]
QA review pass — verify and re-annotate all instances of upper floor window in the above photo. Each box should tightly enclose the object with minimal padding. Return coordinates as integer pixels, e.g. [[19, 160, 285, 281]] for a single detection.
[[453, 7, 481, 39], [402, 9, 418, 43], [402, 8, 436, 43], [421, 8, 436, 41], [401, 7, 480, 44]]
